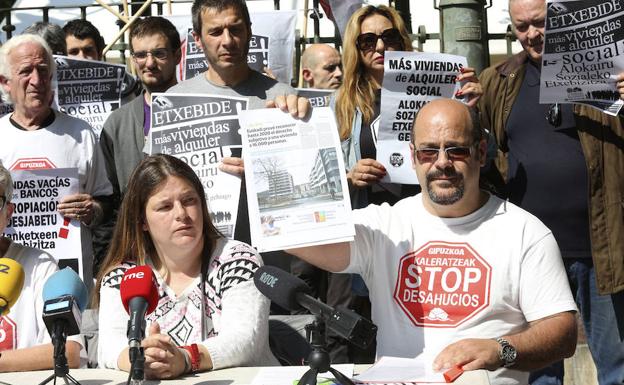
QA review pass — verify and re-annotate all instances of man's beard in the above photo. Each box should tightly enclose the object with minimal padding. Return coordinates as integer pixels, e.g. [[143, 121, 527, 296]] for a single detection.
[[426, 167, 464, 205]]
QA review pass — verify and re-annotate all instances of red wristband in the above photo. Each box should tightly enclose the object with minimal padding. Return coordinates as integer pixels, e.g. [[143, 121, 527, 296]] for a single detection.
[[181, 344, 200, 372]]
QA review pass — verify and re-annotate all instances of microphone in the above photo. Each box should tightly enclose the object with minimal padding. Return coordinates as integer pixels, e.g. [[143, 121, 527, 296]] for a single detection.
[[120, 265, 159, 346], [254, 265, 377, 349], [0, 258, 25, 316], [119, 265, 159, 381], [41, 267, 88, 384], [42, 267, 88, 337]]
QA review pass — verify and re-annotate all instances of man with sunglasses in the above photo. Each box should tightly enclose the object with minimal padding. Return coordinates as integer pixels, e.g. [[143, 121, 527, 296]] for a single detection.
[[288, 98, 578, 385], [479, 1, 624, 385]]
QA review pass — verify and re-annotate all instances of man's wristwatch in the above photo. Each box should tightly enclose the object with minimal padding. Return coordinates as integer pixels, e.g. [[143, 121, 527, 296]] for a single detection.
[[496, 338, 517, 368]]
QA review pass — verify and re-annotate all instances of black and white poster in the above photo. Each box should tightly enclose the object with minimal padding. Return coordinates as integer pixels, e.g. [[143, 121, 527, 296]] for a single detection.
[[54, 56, 125, 138], [540, 0, 624, 115], [148, 93, 248, 239], [378, 51, 465, 184], [296, 88, 333, 107]]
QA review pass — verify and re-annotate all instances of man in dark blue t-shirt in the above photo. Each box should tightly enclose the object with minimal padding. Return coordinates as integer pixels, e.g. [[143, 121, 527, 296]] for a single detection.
[[478, 1, 624, 385]]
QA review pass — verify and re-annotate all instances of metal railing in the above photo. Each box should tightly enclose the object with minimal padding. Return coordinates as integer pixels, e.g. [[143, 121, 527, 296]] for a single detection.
[[0, 0, 517, 83]]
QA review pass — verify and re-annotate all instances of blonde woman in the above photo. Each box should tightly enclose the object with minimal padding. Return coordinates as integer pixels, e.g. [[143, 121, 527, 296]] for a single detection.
[[335, 5, 482, 208]]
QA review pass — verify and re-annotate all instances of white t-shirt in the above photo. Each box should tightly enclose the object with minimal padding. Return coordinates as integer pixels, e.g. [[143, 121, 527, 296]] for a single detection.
[[0, 111, 113, 290], [0, 242, 57, 351], [344, 194, 577, 385], [97, 238, 278, 370]]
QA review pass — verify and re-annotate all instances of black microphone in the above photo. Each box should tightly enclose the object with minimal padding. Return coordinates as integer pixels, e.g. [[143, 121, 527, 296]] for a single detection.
[[254, 265, 377, 349]]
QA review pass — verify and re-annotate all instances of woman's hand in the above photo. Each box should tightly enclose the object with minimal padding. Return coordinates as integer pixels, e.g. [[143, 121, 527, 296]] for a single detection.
[[347, 158, 387, 188], [142, 323, 187, 379], [456, 66, 483, 107]]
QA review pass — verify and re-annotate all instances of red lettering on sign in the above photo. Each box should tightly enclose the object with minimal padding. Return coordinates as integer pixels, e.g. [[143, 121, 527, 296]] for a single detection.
[[393, 241, 491, 328], [9, 157, 56, 170], [0, 316, 17, 351]]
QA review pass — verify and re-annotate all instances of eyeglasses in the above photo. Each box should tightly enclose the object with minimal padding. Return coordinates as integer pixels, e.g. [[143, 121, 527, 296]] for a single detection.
[[546, 103, 561, 127], [131, 48, 169, 63], [415, 145, 474, 164], [356, 28, 403, 52]]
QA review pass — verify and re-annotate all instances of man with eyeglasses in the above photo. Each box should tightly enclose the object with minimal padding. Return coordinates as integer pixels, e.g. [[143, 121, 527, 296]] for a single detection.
[[100, 17, 181, 203], [288, 98, 578, 385], [478, 1, 624, 385]]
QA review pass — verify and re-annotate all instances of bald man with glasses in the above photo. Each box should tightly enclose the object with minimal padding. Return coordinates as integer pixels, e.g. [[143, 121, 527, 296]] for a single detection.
[[288, 98, 578, 385]]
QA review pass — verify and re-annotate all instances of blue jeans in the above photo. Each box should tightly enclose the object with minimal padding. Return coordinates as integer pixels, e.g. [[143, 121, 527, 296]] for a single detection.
[[530, 258, 624, 385]]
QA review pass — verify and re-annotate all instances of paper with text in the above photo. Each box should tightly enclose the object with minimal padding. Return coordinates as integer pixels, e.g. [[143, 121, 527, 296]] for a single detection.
[[239, 107, 354, 252]]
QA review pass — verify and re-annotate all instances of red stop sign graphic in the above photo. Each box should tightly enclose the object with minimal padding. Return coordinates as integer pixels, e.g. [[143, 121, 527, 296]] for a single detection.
[[0, 316, 17, 351], [393, 241, 491, 328]]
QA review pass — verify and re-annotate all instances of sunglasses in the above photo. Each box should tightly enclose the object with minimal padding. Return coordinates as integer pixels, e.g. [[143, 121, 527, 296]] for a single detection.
[[415, 145, 474, 164], [356, 28, 403, 52], [131, 48, 169, 63], [546, 103, 561, 127]]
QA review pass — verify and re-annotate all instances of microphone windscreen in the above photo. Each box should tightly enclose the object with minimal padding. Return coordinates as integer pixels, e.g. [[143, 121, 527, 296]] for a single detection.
[[0, 258, 25, 316], [253, 265, 311, 311], [120, 265, 159, 315], [42, 267, 88, 311]]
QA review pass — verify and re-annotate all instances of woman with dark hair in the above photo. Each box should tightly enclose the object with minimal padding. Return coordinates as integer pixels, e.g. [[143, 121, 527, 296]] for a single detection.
[[335, 5, 482, 208], [95, 154, 277, 379]]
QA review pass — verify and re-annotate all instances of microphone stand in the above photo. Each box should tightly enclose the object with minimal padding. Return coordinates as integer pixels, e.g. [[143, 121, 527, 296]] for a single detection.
[[127, 344, 146, 385], [38, 322, 81, 385], [298, 317, 354, 385]]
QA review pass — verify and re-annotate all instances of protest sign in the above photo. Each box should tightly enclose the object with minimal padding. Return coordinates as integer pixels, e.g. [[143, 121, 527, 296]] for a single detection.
[[3, 167, 82, 277], [378, 51, 465, 184], [148, 93, 248, 239], [540, 0, 624, 115], [54, 56, 125, 139], [296, 88, 333, 107], [175, 10, 296, 83], [183, 27, 208, 79], [239, 107, 354, 252]]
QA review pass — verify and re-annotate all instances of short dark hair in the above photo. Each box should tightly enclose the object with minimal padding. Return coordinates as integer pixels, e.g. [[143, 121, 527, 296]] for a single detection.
[[191, 0, 251, 35], [63, 19, 105, 54], [129, 16, 181, 53], [22, 22, 67, 55]]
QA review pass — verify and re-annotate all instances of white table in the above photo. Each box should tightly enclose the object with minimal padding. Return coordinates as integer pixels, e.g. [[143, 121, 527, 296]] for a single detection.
[[0, 366, 490, 385]]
